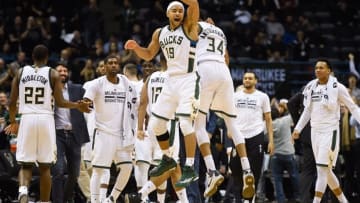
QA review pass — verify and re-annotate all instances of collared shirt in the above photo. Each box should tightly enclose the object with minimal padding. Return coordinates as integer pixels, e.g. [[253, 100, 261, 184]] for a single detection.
[[55, 83, 72, 130]]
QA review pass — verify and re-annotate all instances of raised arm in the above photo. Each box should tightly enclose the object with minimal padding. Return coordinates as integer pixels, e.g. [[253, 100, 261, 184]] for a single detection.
[[182, 0, 199, 40], [124, 29, 161, 61], [51, 69, 90, 112]]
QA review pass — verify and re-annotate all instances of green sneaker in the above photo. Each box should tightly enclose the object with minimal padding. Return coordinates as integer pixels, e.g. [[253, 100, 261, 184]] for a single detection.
[[175, 165, 199, 188], [149, 154, 177, 177]]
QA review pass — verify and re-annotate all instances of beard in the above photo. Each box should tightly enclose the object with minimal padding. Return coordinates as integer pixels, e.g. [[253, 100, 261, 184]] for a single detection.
[[61, 76, 69, 83]]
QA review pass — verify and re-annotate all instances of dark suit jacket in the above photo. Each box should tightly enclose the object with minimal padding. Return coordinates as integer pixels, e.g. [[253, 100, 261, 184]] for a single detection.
[[67, 83, 90, 146]]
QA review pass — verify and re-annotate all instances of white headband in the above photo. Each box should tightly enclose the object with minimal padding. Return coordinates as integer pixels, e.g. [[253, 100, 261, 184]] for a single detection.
[[167, 1, 184, 13]]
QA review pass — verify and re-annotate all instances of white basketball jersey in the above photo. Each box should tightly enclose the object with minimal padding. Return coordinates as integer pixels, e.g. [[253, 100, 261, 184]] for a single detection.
[[18, 65, 53, 114], [83, 75, 127, 137], [158, 25, 197, 76], [147, 71, 168, 115], [197, 21, 227, 63]]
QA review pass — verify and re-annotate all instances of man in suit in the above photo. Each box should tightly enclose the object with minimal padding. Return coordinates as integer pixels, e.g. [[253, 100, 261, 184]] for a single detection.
[[51, 62, 90, 203]]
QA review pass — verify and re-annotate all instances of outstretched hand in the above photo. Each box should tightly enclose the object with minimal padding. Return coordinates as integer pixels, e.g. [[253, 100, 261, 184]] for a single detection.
[[124, 40, 139, 50], [4, 123, 19, 136], [77, 100, 92, 113], [137, 130, 147, 140]]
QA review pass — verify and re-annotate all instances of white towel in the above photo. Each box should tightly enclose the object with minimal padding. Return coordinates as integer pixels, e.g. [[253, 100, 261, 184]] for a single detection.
[[302, 75, 338, 110], [119, 74, 138, 147]]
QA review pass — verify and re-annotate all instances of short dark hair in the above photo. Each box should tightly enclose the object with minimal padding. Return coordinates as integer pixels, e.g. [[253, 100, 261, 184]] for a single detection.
[[32, 44, 48, 61], [271, 106, 280, 120], [348, 72, 358, 80], [317, 58, 332, 70], [244, 71, 258, 80], [56, 61, 68, 69], [123, 63, 138, 75], [104, 54, 119, 64]]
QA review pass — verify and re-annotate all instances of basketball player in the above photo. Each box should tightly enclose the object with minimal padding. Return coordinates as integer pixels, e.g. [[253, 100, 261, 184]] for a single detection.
[[125, 0, 200, 187], [195, 19, 255, 199], [233, 71, 274, 202], [83, 54, 137, 203], [292, 59, 360, 203], [5, 44, 90, 203], [81, 60, 109, 202], [126, 55, 188, 203]]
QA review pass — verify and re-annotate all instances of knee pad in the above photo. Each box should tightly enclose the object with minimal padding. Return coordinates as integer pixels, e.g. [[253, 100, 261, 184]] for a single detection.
[[179, 118, 195, 136], [196, 128, 210, 146], [224, 117, 245, 145], [149, 116, 168, 136]]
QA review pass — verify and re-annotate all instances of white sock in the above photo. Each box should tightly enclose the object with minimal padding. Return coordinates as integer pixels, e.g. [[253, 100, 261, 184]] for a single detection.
[[19, 186, 28, 194], [204, 155, 216, 171], [176, 188, 189, 203], [139, 181, 157, 200], [162, 149, 171, 157], [185, 158, 194, 166], [240, 157, 251, 171], [157, 192, 166, 203], [99, 187, 108, 201], [313, 197, 321, 203]]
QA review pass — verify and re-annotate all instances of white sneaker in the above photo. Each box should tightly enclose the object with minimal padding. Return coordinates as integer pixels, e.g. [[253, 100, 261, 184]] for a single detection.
[[102, 196, 114, 203], [204, 170, 224, 198], [242, 170, 255, 200]]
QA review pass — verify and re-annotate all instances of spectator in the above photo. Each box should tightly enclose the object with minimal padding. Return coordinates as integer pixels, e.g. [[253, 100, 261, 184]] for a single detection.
[[69, 30, 88, 58], [249, 31, 269, 60], [268, 33, 287, 62], [292, 30, 310, 61], [80, 0, 104, 47], [80, 58, 96, 83], [51, 62, 89, 203], [8, 15, 25, 53], [20, 16, 50, 56], [265, 12, 285, 38], [103, 33, 123, 55], [270, 106, 300, 203]]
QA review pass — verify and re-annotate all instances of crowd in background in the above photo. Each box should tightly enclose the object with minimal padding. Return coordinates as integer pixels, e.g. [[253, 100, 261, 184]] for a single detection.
[[1, 0, 360, 202]]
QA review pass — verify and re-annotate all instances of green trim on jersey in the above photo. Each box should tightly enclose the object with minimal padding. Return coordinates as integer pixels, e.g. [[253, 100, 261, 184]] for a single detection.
[[116, 161, 133, 166], [152, 112, 170, 121], [331, 130, 337, 151], [49, 68, 53, 91], [18, 68, 24, 85], [92, 129, 97, 150], [199, 109, 207, 115], [198, 23, 203, 35], [92, 165, 111, 169], [169, 119, 177, 146], [194, 72, 200, 99], [211, 110, 237, 118], [175, 113, 191, 117], [316, 163, 328, 168], [187, 41, 197, 73], [136, 160, 151, 165]]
